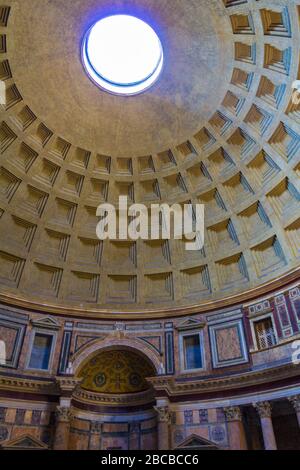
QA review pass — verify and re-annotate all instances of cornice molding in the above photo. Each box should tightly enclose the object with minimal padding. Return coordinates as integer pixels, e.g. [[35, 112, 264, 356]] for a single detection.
[[0, 374, 83, 396], [1, 364, 300, 402], [73, 387, 154, 406], [56, 376, 83, 395], [147, 363, 300, 397], [0, 375, 56, 395]]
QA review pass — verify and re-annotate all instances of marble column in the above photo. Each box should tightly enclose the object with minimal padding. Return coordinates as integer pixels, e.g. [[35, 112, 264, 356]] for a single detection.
[[129, 423, 140, 450], [155, 405, 171, 450], [247, 414, 262, 450], [53, 377, 82, 450], [89, 422, 102, 450], [224, 406, 247, 450], [288, 395, 300, 428], [53, 406, 73, 450], [253, 401, 277, 450]]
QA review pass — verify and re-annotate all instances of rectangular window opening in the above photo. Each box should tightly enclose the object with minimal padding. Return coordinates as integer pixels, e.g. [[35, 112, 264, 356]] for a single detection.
[[183, 334, 202, 370], [254, 317, 277, 350], [28, 333, 53, 370]]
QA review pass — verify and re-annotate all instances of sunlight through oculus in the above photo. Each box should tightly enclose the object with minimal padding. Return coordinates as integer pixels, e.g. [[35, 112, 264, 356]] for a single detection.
[[82, 15, 164, 95]]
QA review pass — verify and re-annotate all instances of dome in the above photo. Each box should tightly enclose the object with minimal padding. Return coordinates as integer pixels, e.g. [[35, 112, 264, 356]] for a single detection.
[[0, 0, 298, 318]]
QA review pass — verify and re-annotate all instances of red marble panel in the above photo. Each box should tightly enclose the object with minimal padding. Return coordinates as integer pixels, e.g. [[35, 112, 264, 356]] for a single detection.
[[215, 326, 242, 362], [0, 325, 18, 361]]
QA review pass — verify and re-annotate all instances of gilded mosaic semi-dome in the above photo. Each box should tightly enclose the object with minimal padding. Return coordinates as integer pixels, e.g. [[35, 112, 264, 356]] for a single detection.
[[0, 0, 299, 318], [78, 350, 155, 395]]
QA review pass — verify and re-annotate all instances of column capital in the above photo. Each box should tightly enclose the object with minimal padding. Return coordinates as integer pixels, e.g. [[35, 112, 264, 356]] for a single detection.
[[224, 406, 242, 422], [90, 422, 102, 434], [253, 401, 272, 418], [56, 406, 73, 423], [288, 395, 300, 413], [154, 406, 171, 424]]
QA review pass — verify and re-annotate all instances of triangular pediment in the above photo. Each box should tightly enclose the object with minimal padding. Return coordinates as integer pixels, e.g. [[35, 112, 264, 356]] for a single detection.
[[31, 316, 60, 330], [1, 434, 48, 450], [176, 317, 206, 331], [176, 434, 218, 450]]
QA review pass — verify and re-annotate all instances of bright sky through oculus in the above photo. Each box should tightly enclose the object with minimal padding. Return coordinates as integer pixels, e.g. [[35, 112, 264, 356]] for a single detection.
[[82, 15, 164, 95]]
